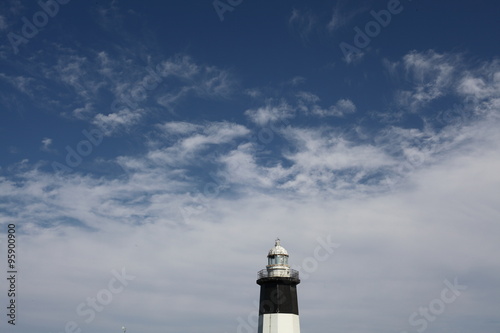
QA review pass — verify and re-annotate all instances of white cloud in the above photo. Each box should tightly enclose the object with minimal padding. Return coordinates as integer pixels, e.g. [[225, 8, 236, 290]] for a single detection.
[[392, 50, 459, 111], [219, 143, 290, 189], [156, 55, 200, 79], [244, 88, 262, 98], [180, 122, 250, 151], [139, 121, 250, 169], [297, 92, 356, 117], [195, 66, 233, 97], [316, 98, 356, 117], [0, 50, 234, 136], [327, 9, 343, 32], [296, 91, 320, 105], [285, 128, 390, 170], [40, 137, 56, 153], [0, 73, 36, 96], [2, 116, 500, 332], [156, 56, 235, 110], [156, 121, 201, 136], [457, 61, 500, 101], [343, 48, 365, 65], [156, 86, 191, 111], [245, 102, 294, 126], [93, 108, 145, 135], [289, 76, 306, 86], [71, 102, 94, 119], [0, 15, 7, 30], [288, 8, 317, 43], [277, 127, 395, 194], [50, 54, 107, 101], [327, 2, 368, 33]]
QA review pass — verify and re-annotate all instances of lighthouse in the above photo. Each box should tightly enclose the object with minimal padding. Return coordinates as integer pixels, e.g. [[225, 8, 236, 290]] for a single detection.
[[257, 239, 301, 333]]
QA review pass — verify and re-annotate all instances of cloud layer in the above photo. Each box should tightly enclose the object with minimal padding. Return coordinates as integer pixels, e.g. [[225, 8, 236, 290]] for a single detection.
[[0, 3, 498, 330]]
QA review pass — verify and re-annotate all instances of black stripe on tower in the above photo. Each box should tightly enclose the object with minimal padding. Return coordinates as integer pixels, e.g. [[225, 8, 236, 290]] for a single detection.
[[257, 276, 300, 315]]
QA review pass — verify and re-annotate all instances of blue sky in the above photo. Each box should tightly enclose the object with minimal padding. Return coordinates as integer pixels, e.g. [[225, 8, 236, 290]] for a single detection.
[[0, 0, 499, 332]]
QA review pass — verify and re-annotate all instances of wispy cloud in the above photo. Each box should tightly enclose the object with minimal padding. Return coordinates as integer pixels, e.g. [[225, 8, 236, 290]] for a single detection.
[[0, 15, 7, 30], [391, 50, 460, 111], [327, 1, 369, 33], [288, 8, 317, 43], [219, 142, 288, 188], [140, 121, 251, 169], [278, 126, 394, 194], [244, 92, 357, 125], [40, 137, 56, 153], [93, 108, 145, 135], [155, 56, 235, 111], [245, 101, 294, 126], [70, 102, 94, 119], [0, 47, 235, 137], [457, 59, 500, 101], [297, 92, 357, 117], [0, 73, 36, 96]]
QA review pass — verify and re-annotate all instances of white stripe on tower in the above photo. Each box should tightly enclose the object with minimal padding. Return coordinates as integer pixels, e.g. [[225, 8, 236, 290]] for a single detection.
[[257, 239, 301, 333]]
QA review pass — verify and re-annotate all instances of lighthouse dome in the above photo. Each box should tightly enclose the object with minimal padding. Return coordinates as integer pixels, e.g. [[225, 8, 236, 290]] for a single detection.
[[268, 238, 289, 256]]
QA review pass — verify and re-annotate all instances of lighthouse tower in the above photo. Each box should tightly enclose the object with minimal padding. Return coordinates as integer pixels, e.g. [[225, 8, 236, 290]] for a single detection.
[[257, 239, 300, 333]]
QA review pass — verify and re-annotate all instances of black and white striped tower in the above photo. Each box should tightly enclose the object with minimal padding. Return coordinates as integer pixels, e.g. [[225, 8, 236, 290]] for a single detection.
[[257, 239, 300, 333]]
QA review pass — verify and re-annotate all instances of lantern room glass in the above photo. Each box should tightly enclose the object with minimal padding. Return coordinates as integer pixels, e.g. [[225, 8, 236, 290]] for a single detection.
[[268, 254, 288, 266]]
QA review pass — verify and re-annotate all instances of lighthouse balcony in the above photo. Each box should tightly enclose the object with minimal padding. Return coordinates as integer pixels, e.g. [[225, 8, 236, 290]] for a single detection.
[[257, 268, 299, 280]]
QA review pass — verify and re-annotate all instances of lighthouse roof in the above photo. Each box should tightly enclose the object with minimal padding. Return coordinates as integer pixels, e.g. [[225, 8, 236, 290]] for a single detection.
[[268, 238, 289, 256]]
